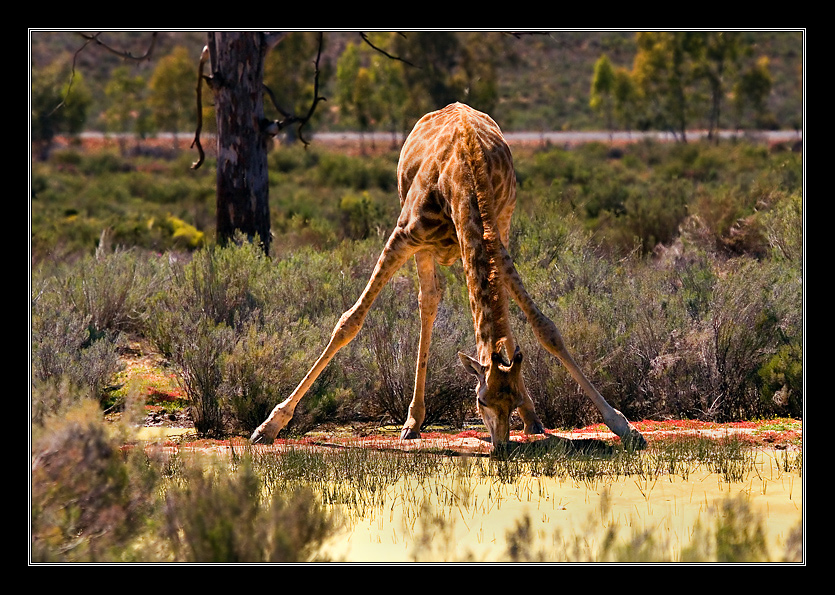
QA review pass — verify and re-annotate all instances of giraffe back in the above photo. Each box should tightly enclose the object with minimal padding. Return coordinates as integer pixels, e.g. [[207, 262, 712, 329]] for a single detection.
[[395, 103, 517, 266]]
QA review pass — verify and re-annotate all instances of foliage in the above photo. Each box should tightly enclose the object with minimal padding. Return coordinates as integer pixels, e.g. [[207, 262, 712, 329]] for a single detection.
[[680, 495, 770, 562], [103, 65, 150, 144], [30, 400, 335, 563], [30, 31, 802, 138], [734, 56, 776, 129], [31, 57, 92, 159], [504, 489, 790, 563], [31, 148, 215, 262], [29, 31, 803, 565], [363, 273, 472, 426], [147, 46, 195, 136], [263, 32, 324, 136], [31, 268, 124, 415], [31, 136, 803, 434], [163, 459, 334, 562], [335, 42, 377, 135], [590, 54, 616, 131], [31, 400, 160, 562]]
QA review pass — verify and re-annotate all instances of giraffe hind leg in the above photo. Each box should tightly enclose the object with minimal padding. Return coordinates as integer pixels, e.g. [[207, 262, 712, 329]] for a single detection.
[[401, 251, 442, 439], [251, 227, 418, 444]]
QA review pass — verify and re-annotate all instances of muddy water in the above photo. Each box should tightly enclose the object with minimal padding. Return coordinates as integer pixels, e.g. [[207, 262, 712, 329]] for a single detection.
[[317, 450, 802, 562]]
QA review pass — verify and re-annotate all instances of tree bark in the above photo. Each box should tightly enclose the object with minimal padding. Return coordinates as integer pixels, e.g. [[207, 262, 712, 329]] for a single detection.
[[208, 32, 272, 255]]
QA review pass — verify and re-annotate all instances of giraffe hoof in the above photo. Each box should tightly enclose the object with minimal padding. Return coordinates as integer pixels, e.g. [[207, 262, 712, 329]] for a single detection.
[[524, 420, 545, 435], [400, 427, 421, 440], [250, 427, 275, 445], [622, 429, 647, 451]]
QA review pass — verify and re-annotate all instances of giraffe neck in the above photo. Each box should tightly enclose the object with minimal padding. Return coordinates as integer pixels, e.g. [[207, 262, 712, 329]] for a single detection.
[[454, 121, 514, 363], [462, 223, 513, 363]]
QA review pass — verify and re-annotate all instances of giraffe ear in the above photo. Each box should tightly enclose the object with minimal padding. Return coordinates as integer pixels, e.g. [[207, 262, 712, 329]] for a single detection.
[[459, 352, 486, 379]]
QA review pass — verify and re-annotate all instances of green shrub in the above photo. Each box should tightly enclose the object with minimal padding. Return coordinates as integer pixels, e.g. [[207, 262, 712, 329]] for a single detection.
[[165, 239, 270, 330], [164, 215, 205, 250], [52, 248, 164, 336], [220, 315, 335, 435], [761, 191, 803, 263], [31, 400, 160, 562], [145, 240, 374, 436], [31, 149, 214, 262], [144, 240, 273, 436], [163, 460, 334, 562], [173, 317, 234, 437], [78, 151, 132, 176], [339, 191, 385, 240], [509, 210, 801, 426], [313, 151, 397, 191], [30, 139, 803, 433], [504, 491, 788, 562], [758, 342, 803, 418], [681, 494, 770, 562], [31, 277, 123, 415]]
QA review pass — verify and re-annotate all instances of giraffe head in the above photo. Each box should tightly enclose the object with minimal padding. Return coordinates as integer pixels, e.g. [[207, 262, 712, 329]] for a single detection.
[[458, 344, 527, 448]]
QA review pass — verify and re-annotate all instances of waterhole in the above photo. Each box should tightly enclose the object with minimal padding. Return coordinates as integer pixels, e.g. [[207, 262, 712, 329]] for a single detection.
[[316, 448, 801, 562]]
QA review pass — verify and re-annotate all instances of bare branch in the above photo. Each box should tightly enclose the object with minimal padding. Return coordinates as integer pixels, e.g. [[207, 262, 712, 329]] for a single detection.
[[190, 46, 210, 170], [296, 33, 328, 145], [46, 34, 95, 118], [52, 32, 160, 119], [262, 84, 292, 120], [261, 32, 328, 147], [75, 32, 159, 61], [358, 32, 414, 66]]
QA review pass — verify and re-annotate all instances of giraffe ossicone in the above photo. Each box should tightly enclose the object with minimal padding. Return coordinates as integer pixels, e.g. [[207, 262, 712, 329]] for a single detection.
[[251, 102, 646, 451]]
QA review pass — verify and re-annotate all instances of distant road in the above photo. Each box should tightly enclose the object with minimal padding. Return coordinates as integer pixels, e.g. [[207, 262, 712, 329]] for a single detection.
[[72, 129, 802, 153], [309, 129, 802, 146]]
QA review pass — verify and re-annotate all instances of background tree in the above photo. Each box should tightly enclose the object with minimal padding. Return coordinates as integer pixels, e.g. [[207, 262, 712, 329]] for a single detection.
[[335, 41, 377, 152], [205, 32, 275, 255], [196, 32, 328, 255], [697, 32, 742, 141], [103, 65, 148, 153], [590, 54, 616, 135], [632, 32, 701, 141], [456, 32, 500, 115], [263, 32, 323, 143], [393, 32, 462, 120], [31, 58, 92, 160], [612, 66, 639, 133], [364, 33, 409, 147], [148, 46, 195, 145], [733, 55, 774, 130]]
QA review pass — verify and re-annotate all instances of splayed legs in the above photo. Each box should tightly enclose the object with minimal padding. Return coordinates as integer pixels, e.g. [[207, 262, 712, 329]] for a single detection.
[[499, 246, 646, 449], [251, 228, 416, 444]]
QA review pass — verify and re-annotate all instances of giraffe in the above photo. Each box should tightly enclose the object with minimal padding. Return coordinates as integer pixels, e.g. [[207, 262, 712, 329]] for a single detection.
[[250, 102, 646, 450]]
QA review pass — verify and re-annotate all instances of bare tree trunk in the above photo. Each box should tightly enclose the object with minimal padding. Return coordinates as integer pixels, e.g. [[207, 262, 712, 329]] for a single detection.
[[208, 32, 272, 255]]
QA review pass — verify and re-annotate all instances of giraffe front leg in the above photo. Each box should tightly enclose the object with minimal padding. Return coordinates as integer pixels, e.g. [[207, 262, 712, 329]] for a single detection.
[[401, 252, 441, 440], [252, 227, 417, 445], [250, 398, 297, 444], [499, 246, 646, 449], [251, 306, 363, 443]]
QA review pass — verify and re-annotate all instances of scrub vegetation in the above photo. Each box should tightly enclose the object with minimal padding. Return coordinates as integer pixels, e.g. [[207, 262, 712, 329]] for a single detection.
[[32, 138, 803, 435], [31, 135, 802, 563]]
